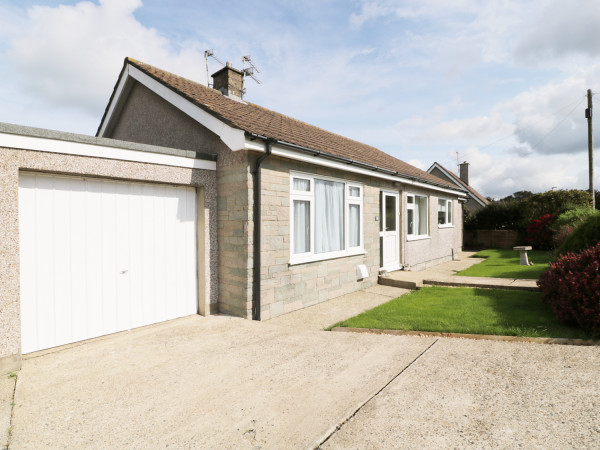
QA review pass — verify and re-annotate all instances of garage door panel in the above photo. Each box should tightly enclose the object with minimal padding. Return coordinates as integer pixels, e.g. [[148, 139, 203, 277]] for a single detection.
[[18, 175, 38, 354], [35, 180, 57, 350], [19, 173, 198, 354], [53, 176, 74, 347], [115, 182, 131, 332]]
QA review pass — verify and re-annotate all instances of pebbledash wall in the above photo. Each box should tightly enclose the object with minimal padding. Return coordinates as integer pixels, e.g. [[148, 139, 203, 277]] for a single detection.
[[0, 124, 217, 374], [257, 154, 463, 320]]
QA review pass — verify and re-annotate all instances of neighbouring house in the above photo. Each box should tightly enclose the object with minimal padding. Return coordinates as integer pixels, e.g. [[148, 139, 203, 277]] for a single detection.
[[0, 57, 466, 373], [427, 161, 489, 215]]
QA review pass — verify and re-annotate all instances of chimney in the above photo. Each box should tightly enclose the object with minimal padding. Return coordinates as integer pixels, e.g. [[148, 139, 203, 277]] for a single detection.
[[211, 62, 244, 100], [459, 161, 469, 185]]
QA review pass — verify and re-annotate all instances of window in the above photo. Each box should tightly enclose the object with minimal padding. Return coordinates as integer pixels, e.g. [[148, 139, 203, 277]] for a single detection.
[[407, 194, 428, 238], [290, 173, 363, 263], [438, 199, 452, 226]]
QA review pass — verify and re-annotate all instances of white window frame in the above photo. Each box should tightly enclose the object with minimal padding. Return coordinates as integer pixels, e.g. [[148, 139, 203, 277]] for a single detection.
[[290, 172, 364, 265], [437, 198, 453, 227], [406, 193, 429, 240]]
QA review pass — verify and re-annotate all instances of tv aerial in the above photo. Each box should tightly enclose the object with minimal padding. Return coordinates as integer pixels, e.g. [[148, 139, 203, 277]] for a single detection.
[[242, 55, 261, 85], [204, 49, 224, 87]]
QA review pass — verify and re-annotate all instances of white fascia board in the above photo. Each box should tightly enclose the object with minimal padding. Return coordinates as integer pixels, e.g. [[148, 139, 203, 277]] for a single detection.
[[125, 65, 246, 151], [0, 132, 216, 171], [429, 162, 486, 206], [98, 65, 131, 137], [247, 138, 465, 197]]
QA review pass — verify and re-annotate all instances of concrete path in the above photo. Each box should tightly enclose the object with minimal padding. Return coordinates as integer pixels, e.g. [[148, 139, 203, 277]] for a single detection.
[[380, 251, 539, 291], [323, 337, 600, 449], [5, 282, 600, 449]]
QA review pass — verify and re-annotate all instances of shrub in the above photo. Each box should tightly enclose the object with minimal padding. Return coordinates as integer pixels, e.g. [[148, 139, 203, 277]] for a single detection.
[[526, 214, 554, 250], [464, 200, 522, 231], [466, 189, 592, 233], [520, 190, 592, 228], [556, 214, 600, 255], [553, 225, 575, 248], [552, 206, 599, 230], [551, 207, 599, 248], [538, 242, 600, 333]]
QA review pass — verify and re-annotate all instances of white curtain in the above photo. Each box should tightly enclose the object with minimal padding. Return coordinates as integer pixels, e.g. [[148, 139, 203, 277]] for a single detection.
[[349, 204, 360, 247], [293, 200, 310, 253], [417, 196, 428, 235], [293, 178, 310, 192], [315, 179, 344, 253]]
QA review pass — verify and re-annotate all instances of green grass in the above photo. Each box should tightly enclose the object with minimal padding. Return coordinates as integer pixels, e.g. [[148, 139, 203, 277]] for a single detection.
[[457, 248, 550, 279], [331, 287, 591, 339]]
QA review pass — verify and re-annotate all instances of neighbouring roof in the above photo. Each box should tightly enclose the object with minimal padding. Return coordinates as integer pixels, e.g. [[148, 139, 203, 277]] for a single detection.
[[428, 162, 489, 206], [102, 57, 460, 191]]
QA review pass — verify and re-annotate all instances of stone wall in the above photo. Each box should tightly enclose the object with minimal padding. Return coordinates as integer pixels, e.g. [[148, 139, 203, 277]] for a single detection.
[[258, 155, 385, 320]]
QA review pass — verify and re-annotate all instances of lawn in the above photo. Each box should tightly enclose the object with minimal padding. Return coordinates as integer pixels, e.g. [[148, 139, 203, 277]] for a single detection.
[[457, 248, 550, 279], [332, 286, 591, 339]]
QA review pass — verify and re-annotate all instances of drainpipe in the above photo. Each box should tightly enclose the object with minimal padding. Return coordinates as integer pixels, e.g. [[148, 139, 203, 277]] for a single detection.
[[251, 138, 275, 320]]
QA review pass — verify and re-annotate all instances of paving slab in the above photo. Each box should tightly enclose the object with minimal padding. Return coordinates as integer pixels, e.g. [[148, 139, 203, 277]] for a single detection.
[[0, 374, 16, 449], [11, 315, 435, 449], [381, 252, 539, 291], [424, 276, 539, 291], [268, 286, 409, 331], [323, 337, 600, 449]]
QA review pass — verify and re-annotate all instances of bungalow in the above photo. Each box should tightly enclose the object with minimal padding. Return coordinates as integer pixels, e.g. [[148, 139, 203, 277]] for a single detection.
[[0, 57, 466, 373], [427, 161, 489, 214]]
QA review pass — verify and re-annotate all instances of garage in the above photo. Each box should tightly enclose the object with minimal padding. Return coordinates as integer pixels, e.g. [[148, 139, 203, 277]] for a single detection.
[[18, 172, 199, 354]]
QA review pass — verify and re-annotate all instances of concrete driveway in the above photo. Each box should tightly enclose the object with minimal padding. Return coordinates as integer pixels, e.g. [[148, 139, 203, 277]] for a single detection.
[[4, 285, 600, 449]]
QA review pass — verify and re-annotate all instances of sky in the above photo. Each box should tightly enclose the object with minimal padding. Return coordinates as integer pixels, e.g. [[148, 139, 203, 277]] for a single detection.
[[1, 0, 600, 199]]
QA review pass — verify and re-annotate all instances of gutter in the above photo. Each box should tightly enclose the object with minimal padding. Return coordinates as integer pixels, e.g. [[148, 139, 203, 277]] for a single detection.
[[251, 138, 275, 320], [246, 133, 466, 194]]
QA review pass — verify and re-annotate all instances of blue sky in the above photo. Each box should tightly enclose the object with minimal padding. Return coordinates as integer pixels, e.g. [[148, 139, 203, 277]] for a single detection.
[[1, 0, 600, 198]]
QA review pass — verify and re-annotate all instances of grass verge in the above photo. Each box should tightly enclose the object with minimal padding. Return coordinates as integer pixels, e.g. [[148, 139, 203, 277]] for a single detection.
[[457, 248, 550, 279], [331, 287, 590, 339]]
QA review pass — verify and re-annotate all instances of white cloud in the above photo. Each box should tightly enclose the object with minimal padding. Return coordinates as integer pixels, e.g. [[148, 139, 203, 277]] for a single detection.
[[3, 0, 207, 133], [515, 0, 600, 62]]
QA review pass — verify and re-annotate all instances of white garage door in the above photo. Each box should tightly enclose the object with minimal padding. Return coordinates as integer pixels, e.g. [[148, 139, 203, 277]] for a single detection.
[[19, 173, 198, 354]]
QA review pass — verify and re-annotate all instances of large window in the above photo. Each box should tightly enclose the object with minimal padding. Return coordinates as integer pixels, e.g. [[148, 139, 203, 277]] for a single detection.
[[438, 198, 452, 226], [407, 194, 428, 239], [290, 173, 363, 263]]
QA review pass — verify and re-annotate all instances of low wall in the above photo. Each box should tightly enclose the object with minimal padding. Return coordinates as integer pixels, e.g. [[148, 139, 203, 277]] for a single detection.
[[464, 229, 519, 249]]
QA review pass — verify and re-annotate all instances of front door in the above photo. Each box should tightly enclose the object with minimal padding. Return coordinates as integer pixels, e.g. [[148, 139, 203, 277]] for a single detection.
[[380, 191, 400, 272]]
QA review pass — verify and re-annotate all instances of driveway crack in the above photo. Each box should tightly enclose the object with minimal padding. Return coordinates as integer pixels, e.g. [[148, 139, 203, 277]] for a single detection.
[[3, 373, 18, 450], [313, 338, 439, 449]]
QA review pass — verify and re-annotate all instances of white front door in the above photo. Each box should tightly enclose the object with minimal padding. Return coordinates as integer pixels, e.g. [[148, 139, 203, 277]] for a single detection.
[[19, 173, 199, 354], [380, 191, 400, 272]]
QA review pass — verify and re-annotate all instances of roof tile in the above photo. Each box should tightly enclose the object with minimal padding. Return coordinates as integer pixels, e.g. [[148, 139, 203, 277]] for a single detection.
[[126, 58, 458, 190]]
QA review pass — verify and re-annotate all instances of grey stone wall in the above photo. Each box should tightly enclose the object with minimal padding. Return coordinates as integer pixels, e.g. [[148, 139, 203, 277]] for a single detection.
[[258, 156, 392, 320]]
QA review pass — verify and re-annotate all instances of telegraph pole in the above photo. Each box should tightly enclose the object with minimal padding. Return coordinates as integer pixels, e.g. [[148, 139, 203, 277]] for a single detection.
[[586, 89, 595, 209]]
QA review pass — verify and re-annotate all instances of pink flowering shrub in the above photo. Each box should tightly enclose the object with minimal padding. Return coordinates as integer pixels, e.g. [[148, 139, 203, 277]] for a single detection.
[[538, 241, 600, 333], [526, 214, 555, 250]]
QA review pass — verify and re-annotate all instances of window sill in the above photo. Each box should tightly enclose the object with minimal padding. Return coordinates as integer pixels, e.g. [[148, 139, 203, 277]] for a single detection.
[[407, 235, 431, 242], [438, 224, 454, 229], [289, 249, 366, 266]]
